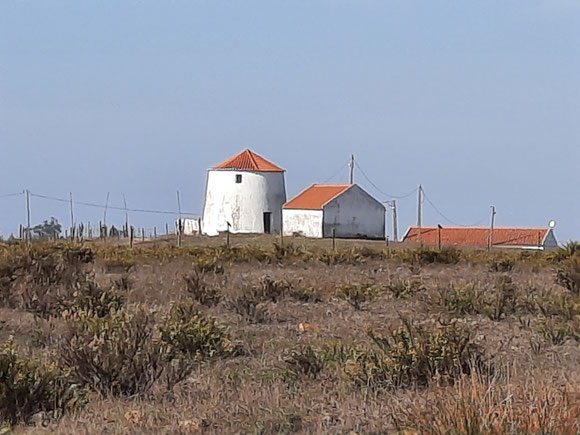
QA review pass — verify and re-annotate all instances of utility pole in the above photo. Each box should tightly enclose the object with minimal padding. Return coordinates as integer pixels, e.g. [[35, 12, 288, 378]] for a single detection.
[[417, 185, 423, 244], [123, 194, 129, 238], [103, 192, 110, 227], [390, 200, 399, 242], [176, 190, 182, 247], [348, 154, 355, 185], [488, 206, 496, 251], [69, 192, 75, 240], [25, 189, 31, 243]]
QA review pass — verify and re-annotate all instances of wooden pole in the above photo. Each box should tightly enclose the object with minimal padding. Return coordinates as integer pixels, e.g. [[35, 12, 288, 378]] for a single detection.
[[417, 185, 422, 245], [437, 224, 442, 250], [123, 194, 129, 238], [390, 200, 399, 242], [280, 212, 284, 248], [69, 192, 75, 240], [176, 190, 182, 247], [103, 192, 110, 230], [348, 155, 355, 185], [332, 228, 336, 251], [25, 189, 31, 243], [166, 223, 169, 236], [130, 226, 134, 249], [154, 226, 157, 239], [226, 222, 230, 248], [488, 206, 496, 251]]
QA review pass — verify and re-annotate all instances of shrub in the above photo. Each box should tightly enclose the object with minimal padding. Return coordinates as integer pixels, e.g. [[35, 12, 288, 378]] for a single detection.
[[362, 319, 488, 390], [523, 291, 580, 320], [225, 293, 269, 324], [488, 258, 515, 273], [537, 318, 580, 345], [0, 339, 83, 426], [184, 270, 221, 306], [412, 247, 461, 265], [549, 241, 580, 262], [556, 257, 580, 294], [249, 276, 292, 303], [159, 300, 237, 360], [398, 372, 580, 434], [59, 310, 166, 396], [336, 282, 378, 310], [60, 277, 125, 319], [384, 278, 425, 298], [438, 276, 516, 321], [284, 346, 324, 379]]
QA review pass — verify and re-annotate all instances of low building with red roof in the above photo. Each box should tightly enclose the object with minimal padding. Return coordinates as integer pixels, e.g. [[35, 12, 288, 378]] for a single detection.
[[283, 184, 386, 239], [201, 149, 286, 236], [402, 226, 558, 250]]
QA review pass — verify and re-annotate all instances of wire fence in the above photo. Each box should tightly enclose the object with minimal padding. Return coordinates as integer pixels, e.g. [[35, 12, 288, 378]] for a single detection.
[[0, 190, 201, 242]]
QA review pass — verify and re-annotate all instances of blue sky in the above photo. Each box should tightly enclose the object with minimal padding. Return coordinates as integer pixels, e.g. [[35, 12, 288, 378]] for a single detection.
[[1, 1, 578, 241]]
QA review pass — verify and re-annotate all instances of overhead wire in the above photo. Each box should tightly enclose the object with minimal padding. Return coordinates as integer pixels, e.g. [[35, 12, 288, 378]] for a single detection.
[[354, 161, 417, 199], [0, 191, 24, 199], [322, 161, 348, 183], [29, 192, 199, 216], [422, 189, 488, 227]]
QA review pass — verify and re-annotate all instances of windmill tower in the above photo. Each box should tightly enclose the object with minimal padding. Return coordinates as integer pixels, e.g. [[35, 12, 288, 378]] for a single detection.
[[201, 149, 286, 236]]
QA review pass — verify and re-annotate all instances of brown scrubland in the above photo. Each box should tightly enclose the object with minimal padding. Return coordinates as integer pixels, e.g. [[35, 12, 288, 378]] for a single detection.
[[1, 236, 580, 434]]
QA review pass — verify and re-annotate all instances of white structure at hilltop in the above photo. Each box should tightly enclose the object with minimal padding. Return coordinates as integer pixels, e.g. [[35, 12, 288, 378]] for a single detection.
[[201, 149, 287, 236], [283, 183, 386, 239]]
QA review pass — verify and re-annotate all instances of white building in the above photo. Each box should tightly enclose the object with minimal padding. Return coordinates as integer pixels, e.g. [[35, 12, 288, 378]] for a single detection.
[[283, 184, 386, 239], [201, 149, 286, 236]]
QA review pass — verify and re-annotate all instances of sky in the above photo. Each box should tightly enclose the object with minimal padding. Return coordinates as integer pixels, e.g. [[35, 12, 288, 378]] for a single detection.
[[0, 0, 579, 241]]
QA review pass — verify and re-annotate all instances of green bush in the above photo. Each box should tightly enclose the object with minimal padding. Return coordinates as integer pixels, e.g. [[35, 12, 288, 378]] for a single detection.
[[555, 257, 580, 294], [384, 278, 425, 298], [0, 339, 83, 426], [363, 319, 487, 390], [412, 247, 461, 265], [438, 276, 516, 321], [59, 310, 166, 396], [159, 300, 237, 360], [60, 277, 125, 319], [538, 318, 580, 345], [336, 282, 378, 310], [284, 346, 324, 379], [184, 270, 221, 306]]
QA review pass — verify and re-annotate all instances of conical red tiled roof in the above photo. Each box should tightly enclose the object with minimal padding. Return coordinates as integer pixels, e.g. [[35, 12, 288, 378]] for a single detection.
[[213, 149, 284, 172]]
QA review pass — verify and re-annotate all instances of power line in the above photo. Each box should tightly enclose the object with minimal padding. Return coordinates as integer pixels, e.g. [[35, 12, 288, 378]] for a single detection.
[[354, 161, 417, 199], [322, 161, 348, 183], [29, 192, 199, 217], [422, 190, 488, 227], [0, 191, 24, 199]]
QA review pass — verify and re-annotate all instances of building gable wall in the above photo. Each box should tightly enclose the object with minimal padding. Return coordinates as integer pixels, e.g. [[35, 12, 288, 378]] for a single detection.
[[322, 185, 385, 239]]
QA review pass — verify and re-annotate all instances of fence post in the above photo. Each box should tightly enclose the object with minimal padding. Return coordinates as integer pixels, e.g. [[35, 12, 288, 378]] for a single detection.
[[130, 226, 134, 249], [332, 228, 336, 251]]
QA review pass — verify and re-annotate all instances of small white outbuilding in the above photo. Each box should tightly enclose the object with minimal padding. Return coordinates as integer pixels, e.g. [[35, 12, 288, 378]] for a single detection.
[[201, 149, 287, 236], [283, 184, 386, 239]]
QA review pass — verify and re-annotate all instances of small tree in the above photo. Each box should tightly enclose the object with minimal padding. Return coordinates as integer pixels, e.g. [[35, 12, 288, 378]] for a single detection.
[[29, 217, 62, 240]]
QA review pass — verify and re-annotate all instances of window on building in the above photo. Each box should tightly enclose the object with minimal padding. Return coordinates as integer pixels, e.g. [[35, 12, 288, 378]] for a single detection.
[[235, 174, 242, 183]]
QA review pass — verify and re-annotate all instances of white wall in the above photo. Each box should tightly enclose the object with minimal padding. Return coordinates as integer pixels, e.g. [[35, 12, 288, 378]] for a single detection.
[[202, 170, 286, 236], [323, 185, 385, 239], [177, 218, 201, 236], [282, 209, 323, 238]]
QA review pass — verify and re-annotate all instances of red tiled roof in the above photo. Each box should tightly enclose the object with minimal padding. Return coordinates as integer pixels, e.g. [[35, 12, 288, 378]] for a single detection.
[[213, 149, 284, 172], [403, 226, 549, 247], [283, 184, 351, 210]]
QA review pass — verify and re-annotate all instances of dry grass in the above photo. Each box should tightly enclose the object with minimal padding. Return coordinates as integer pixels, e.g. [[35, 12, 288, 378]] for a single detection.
[[0, 240, 579, 433]]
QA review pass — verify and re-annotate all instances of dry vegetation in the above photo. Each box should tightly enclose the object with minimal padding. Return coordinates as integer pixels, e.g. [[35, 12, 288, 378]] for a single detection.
[[1, 238, 580, 433]]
